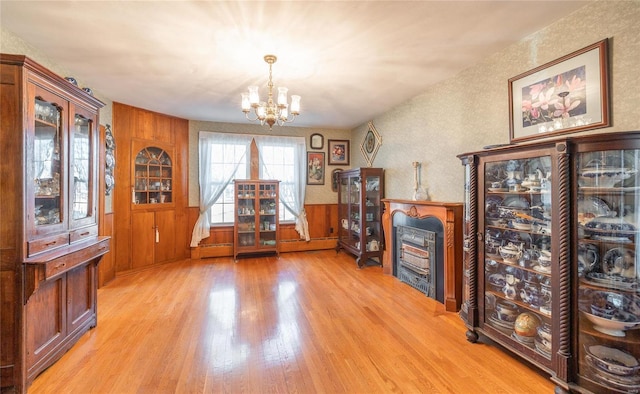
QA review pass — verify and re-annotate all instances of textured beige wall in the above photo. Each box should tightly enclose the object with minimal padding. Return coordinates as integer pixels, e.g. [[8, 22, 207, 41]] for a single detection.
[[188, 121, 351, 207], [351, 0, 640, 203]]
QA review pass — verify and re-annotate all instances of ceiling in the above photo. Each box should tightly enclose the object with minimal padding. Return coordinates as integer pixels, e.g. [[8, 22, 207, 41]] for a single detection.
[[1, 1, 589, 130]]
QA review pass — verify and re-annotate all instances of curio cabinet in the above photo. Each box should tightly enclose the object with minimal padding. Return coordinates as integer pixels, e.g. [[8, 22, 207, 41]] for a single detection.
[[0, 54, 110, 393], [336, 168, 385, 268], [459, 131, 640, 393]]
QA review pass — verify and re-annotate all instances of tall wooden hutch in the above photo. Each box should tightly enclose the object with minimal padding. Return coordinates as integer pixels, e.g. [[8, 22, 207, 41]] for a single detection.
[[336, 168, 385, 268], [459, 131, 640, 392], [0, 54, 110, 392]]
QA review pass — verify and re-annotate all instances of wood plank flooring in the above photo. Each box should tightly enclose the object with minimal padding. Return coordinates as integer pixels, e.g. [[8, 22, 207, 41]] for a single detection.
[[28, 250, 553, 393]]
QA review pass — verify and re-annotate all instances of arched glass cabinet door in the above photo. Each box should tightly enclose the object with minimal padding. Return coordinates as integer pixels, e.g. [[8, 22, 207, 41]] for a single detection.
[[133, 146, 173, 205]]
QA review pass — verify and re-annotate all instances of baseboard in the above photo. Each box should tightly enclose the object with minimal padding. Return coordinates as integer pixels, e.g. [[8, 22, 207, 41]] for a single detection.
[[193, 238, 337, 259]]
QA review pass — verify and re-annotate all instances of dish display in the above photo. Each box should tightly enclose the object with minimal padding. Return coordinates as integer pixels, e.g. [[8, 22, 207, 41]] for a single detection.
[[581, 310, 640, 337], [602, 247, 636, 278], [582, 272, 638, 291], [502, 196, 530, 209], [578, 159, 636, 188], [585, 216, 637, 234], [487, 273, 506, 292], [585, 345, 640, 377], [577, 196, 614, 225]]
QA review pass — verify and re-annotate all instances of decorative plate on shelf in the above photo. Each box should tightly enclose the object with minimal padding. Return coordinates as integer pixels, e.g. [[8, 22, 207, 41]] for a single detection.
[[583, 272, 638, 291], [602, 247, 636, 277]]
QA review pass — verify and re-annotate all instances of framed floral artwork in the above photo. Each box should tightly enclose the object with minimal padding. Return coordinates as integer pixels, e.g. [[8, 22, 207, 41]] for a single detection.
[[307, 151, 325, 185], [360, 121, 381, 167], [509, 39, 610, 143], [328, 139, 349, 165]]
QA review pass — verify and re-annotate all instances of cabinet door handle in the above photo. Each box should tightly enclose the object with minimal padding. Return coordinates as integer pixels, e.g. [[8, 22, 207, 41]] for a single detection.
[[45, 241, 58, 246], [55, 262, 66, 269], [79, 231, 90, 236]]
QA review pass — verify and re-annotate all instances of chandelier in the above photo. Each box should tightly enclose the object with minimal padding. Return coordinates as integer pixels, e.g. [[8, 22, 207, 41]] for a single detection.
[[241, 55, 301, 130]]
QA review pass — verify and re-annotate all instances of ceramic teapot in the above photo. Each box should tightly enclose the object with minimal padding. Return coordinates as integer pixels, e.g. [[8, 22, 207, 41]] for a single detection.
[[499, 242, 523, 263]]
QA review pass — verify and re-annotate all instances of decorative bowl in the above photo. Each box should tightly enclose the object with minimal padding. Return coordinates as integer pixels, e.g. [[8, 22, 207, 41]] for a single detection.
[[579, 160, 636, 188], [585, 345, 640, 376], [582, 310, 640, 337], [487, 273, 506, 292], [495, 300, 519, 317]]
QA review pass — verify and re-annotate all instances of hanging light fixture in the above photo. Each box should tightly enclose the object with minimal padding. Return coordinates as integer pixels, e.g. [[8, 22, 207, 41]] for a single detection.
[[241, 55, 301, 130]]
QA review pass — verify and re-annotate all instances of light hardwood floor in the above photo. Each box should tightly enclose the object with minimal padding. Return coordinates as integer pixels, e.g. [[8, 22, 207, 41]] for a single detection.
[[28, 250, 553, 393]]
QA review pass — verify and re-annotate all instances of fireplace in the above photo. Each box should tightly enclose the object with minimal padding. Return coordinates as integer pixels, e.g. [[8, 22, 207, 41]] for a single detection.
[[396, 225, 438, 299], [381, 199, 463, 311], [394, 219, 443, 302]]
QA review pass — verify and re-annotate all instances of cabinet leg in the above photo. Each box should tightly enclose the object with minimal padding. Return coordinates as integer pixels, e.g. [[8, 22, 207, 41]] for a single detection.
[[466, 329, 479, 343]]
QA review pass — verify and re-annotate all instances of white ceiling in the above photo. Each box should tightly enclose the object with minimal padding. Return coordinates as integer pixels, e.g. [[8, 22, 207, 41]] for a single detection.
[[1, 1, 589, 130]]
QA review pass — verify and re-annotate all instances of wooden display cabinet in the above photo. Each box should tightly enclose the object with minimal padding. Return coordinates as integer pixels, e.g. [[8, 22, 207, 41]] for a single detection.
[[336, 168, 384, 268], [458, 131, 640, 393], [132, 143, 174, 206], [128, 141, 177, 269], [0, 54, 110, 393], [233, 180, 280, 261]]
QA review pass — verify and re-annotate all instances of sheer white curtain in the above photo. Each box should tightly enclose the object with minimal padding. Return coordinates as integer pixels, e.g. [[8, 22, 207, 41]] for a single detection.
[[190, 132, 252, 247], [254, 135, 310, 241]]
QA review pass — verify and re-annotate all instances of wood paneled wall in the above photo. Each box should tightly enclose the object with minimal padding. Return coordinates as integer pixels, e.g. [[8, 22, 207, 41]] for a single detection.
[[111, 103, 190, 274]]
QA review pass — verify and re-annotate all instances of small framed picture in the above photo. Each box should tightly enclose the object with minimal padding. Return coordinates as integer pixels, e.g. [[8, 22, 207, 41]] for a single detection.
[[328, 139, 350, 165], [310, 133, 324, 149], [360, 122, 381, 167], [307, 151, 325, 185]]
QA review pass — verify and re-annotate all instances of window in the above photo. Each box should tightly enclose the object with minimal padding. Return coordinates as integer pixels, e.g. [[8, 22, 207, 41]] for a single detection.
[[257, 143, 296, 222], [191, 132, 309, 247], [208, 142, 249, 224]]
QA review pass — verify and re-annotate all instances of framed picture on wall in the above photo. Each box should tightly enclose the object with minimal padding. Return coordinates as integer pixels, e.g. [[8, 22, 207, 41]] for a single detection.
[[509, 39, 610, 143], [307, 151, 325, 185], [328, 139, 349, 165], [360, 121, 381, 167], [310, 133, 324, 149]]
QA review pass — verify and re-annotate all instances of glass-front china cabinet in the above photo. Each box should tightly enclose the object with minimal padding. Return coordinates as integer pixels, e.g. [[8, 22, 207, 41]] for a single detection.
[[1, 54, 110, 393], [459, 131, 640, 393], [233, 180, 280, 261], [336, 168, 385, 268]]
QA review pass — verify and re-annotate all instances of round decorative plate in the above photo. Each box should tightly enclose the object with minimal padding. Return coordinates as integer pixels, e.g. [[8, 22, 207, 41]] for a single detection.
[[105, 153, 115, 169], [602, 247, 635, 276]]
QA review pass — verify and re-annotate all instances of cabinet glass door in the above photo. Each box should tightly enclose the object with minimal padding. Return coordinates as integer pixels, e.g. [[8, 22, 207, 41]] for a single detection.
[[349, 176, 362, 250], [483, 156, 553, 362], [364, 174, 381, 252], [33, 97, 63, 227], [576, 149, 640, 391], [258, 183, 277, 248], [70, 112, 93, 221], [338, 176, 350, 245], [237, 183, 256, 248]]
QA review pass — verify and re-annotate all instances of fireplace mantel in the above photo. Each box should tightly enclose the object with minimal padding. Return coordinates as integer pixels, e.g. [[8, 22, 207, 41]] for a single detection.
[[382, 199, 463, 312]]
